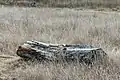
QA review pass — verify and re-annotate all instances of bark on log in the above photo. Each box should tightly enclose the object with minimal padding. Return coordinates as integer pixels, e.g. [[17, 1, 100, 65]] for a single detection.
[[16, 40, 108, 64]]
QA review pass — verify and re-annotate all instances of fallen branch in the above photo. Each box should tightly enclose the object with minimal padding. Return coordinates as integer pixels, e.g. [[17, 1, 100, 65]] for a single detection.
[[0, 55, 16, 59]]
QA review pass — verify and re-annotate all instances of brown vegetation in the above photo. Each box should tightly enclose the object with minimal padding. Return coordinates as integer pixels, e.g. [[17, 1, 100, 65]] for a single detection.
[[1, 0, 120, 8], [0, 7, 120, 80]]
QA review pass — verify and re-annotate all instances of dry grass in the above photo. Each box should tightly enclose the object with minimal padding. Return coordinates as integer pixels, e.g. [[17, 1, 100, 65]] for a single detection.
[[0, 7, 120, 80], [1, 0, 120, 8]]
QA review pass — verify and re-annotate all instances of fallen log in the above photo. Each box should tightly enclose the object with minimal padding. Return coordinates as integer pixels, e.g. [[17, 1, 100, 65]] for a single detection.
[[16, 40, 108, 64]]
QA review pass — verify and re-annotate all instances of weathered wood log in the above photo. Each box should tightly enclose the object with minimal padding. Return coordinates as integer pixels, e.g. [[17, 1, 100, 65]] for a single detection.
[[16, 40, 108, 64]]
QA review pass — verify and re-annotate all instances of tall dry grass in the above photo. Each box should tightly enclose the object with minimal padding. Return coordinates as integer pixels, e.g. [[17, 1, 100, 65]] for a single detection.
[[1, 0, 120, 8], [0, 7, 120, 80]]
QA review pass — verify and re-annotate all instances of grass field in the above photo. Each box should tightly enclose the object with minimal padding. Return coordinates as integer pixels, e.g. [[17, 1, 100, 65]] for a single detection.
[[1, 0, 120, 8], [0, 7, 120, 80]]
